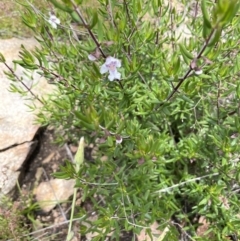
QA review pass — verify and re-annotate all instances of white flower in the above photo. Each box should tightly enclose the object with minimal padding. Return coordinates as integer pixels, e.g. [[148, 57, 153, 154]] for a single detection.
[[48, 13, 60, 29], [115, 135, 123, 145], [195, 69, 203, 75], [100, 56, 121, 81]]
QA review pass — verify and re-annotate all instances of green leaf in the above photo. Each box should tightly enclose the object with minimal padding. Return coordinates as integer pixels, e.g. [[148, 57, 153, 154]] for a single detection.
[[179, 44, 194, 60], [48, 0, 73, 13], [90, 12, 98, 29], [201, 0, 212, 28], [197, 74, 212, 79], [0, 52, 6, 63], [74, 111, 90, 123], [202, 20, 212, 39], [208, 27, 222, 47], [70, 11, 82, 23], [173, 56, 180, 75], [21, 8, 37, 29], [236, 83, 240, 98], [213, 0, 240, 26]]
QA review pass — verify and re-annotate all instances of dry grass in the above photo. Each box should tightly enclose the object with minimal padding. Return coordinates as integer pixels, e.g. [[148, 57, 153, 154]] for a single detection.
[[0, 0, 97, 39], [0, 0, 48, 38]]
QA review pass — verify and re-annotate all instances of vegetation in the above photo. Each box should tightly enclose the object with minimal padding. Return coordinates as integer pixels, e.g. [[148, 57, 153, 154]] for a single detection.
[[1, 0, 240, 240], [0, 0, 48, 38], [0, 196, 29, 240]]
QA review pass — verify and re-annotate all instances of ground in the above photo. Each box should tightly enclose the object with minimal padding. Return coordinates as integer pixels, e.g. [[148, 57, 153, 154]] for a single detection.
[[20, 128, 133, 240], [0, 1, 118, 240], [20, 128, 84, 240], [0, 1, 81, 240], [0, 0, 47, 38]]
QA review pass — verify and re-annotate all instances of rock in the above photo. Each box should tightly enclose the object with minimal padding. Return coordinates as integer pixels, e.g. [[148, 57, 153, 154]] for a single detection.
[[0, 141, 37, 198], [0, 38, 54, 197], [0, 38, 40, 151], [33, 179, 75, 213]]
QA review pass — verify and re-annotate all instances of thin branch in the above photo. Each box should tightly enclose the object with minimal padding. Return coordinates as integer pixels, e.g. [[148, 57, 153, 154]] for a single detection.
[[70, 0, 106, 58], [222, 103, 240, 120], [216, 80, 221, 124], [152, 7, 162, 72], [64, 143, 74, 162], [3, 62, 44, 104], [122, 0, 132, 56], [121, 188, 149, 229], [155, 173, 219, 194], [171, 221, 196, 241], [38, 65, 80, 91], [166, 28, 216, 101], [194, 1, 199, 19], [123, 0, 131, 22], [170, 0, 175, 52], [108, 0, 115, 27], [7, 216, 86, 241]]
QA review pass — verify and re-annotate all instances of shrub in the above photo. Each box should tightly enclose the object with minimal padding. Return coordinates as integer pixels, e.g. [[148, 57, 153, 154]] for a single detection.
[[2, 0, 240, 240]]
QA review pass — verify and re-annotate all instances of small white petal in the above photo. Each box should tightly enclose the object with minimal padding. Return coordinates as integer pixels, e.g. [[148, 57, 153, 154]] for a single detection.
[[116, 137, 123, 144], [48, 20, 57, 29], [195, 69, 203, 75], [48, 14, 60, 29], [52, 22, 57, 29], [106, 56, 121, 66], [116, 59, 121, 68], [88, 54, 97, 61], [54, 18, 60, 25], [108, 70, 121, 81], [105, 56, 114, 64], [108, 73, 115, 81], [100, 64, 108, 74], [114, 71, 121, 80]]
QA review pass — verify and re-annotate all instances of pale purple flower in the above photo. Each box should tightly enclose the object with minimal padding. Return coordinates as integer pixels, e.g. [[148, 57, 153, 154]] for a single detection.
[[100, 56, 121, 81], [88, 54, 97, 61], [88, 48, 101, 61], [48, 13, 60, 29]]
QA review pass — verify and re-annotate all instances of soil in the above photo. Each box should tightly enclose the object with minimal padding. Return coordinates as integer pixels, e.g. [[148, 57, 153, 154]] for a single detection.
[[21, 127, 76, 241], [20, 128, 133, 241]]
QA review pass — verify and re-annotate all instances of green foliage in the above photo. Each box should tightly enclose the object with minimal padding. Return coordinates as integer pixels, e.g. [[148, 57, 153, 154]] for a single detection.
[[2, 0, 240, 239], [0, 196, 30, 240]]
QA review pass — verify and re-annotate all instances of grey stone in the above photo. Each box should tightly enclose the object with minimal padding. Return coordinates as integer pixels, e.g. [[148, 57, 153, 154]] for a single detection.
[[0, 38, 54, 197], [34, 179, 75, 213], [0, 141, 37, 197]]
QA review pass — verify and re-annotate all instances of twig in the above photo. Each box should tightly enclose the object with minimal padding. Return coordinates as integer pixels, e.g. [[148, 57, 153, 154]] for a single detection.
[[108, 0, 114, 27], [6, 216, 86, 241], [155, 173, 219, 194], [152, 7, 162, 72], [171, 221, 196, 241], [38, 65, 80, 91], [64, 143, 74, 162], [120, 187, 149, 229], [3, 62, 44, 104], [70, 0, 106, 58], [166, 28, 216, 101], [216, 80, 221, 124], [170, 0, 175, 52]]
